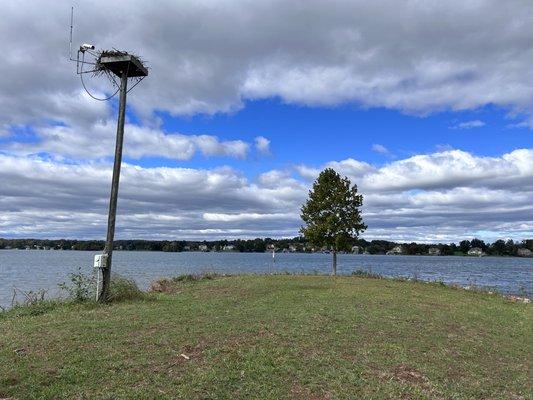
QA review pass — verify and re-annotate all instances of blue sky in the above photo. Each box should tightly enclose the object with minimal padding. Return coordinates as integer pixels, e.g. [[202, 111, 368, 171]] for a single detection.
[[0, 1, 532, 242], [140, 101, 529, 174]]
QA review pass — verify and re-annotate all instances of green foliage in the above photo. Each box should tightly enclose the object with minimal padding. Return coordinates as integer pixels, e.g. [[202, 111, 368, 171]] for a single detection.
[[58, 268, 95, 302], [150, 273, 221, 293], [108, 274, 144, 302], [58, 270, 143, 303], [300, 168, 366, 252], [1, 300, 64, 319], [171, 273, 219, 283], [351, 269, 383, 279], [470, 238, 487, 251], [459, 240, 471, 254]]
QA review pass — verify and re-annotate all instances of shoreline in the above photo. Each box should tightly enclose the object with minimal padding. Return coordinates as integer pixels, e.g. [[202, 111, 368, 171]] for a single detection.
[[2, 271, 530, 313], [1, 247, 533, 258]]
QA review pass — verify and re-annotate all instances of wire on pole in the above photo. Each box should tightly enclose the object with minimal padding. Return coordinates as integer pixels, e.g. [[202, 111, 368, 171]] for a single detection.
[[79, 52, 120, 101]]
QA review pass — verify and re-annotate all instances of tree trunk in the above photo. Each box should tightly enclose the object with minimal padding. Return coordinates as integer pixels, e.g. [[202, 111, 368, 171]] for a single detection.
[[332, 250, 337, 276]]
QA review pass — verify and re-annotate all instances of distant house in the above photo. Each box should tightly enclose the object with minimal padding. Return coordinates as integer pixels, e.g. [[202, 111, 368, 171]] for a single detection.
[[288, 245, 297, 252], [198, 244, 209, 252], [467, 247, 484, 257], [386, 245, 403, 255], [517, 248, 532, 257], [351, 245, 360, 254], [428, 247, 441, 256], [223, 245, 235, 252]]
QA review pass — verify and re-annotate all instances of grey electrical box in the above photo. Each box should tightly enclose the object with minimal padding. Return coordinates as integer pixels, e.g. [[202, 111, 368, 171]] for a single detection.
[[93, 254, 107, 269]]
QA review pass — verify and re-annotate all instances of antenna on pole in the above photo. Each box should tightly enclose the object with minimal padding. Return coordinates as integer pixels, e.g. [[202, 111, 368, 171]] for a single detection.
[[69, 7, 74, 61], [68, 8, 149, 301]]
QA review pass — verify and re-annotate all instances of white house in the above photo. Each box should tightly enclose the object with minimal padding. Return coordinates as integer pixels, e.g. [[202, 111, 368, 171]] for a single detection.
[[517, 248, 532, 257], [467, 247, 484, 256], [428, 247, 441, 256], [198, 244, 209, 252], [386, 245, 403, 255]]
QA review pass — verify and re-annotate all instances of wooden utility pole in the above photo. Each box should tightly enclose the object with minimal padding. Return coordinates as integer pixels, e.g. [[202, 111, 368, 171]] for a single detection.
[[69, 10, 148, 301], [100, 70, 128, 301], [96, 53, 148, 301]]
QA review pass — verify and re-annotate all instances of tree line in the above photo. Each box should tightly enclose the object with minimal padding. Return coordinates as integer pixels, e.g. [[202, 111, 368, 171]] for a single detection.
[[0, 237, 531, 256]]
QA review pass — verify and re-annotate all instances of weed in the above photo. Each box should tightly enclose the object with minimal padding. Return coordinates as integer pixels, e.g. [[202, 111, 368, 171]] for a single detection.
[[58, 267, 95, 302], [108, 274, 144, 302], [351, 269, 383, 279], [150, 273, 221, 293]]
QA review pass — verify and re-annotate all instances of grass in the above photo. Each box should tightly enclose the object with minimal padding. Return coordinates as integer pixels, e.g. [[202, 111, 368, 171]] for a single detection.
[[0, 275, 531, 399]]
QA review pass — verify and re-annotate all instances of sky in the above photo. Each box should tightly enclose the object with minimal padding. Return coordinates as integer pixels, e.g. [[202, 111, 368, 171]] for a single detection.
[[1, 0, 532, 243]]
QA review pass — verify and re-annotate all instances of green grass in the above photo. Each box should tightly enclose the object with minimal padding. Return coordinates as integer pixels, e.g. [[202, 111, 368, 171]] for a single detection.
[[0, 275, 531, 399]]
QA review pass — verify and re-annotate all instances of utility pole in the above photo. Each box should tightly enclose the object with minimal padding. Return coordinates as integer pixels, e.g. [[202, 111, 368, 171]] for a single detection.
[[69, 10, 148, 302], [97, 53, 148, 301], [100, 70, 128, 301]]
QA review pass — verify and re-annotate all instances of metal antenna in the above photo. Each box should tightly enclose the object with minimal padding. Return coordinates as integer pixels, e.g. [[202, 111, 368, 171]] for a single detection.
[[69, 7, 74, 61], [68, 7, 122, 101]]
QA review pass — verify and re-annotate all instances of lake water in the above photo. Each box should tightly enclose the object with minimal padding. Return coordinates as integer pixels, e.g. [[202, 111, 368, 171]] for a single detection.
[[1, 250, 531, 308]]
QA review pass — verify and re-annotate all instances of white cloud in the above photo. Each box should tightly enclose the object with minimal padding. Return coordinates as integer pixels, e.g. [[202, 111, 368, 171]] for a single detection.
[[451, 120, 486, 129], [371, 144, 390, 154], [1, 149, 532, 242], [6, 115, 250, 161], [254, 136, 271, 155], [1, 1, 533, 129], [203, 212, 295, 222]]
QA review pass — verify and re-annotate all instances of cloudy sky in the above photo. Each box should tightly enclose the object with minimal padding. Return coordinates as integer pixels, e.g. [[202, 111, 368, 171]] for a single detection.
[[1, 0, 532, 242]]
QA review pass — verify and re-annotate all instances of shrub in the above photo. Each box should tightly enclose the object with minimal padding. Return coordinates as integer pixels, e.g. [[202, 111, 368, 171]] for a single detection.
[[149, 273, 221, 294], [58, 268, 95, 302], [108, 274, 144, 302], [3, 300, 64, 318], [171, 273, 219, 283]]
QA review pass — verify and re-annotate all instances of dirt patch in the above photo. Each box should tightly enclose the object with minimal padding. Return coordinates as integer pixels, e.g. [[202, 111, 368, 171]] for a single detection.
[[177, 339, 208, 362], [392, 364, 427, 385], [149, 279, 182, 294]]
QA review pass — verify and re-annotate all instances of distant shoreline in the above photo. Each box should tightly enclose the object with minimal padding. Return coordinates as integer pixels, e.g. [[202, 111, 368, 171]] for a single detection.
[[1, 237, 532, 257], [0, 247, 531, 258]]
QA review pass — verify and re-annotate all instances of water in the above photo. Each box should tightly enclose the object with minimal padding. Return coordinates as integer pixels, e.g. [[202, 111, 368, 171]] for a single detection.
[[1, 250, 532, 308]]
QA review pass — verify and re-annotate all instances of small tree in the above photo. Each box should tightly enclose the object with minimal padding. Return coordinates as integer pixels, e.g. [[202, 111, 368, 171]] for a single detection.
[[300, 168, 366, 275]]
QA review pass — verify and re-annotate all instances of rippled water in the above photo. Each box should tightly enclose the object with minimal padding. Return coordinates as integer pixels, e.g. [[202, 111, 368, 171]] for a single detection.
[[1, 250, 531, 308]]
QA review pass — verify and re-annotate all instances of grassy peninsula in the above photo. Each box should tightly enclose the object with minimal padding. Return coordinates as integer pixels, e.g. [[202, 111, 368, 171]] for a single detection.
[[0, 275, 531, 399]]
